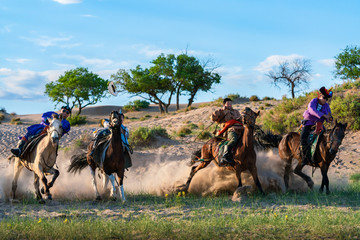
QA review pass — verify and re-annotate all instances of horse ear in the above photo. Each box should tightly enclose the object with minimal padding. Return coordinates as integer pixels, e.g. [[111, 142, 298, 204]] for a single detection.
[[256, 110, 260, 116], [344, 123, 348, 129]]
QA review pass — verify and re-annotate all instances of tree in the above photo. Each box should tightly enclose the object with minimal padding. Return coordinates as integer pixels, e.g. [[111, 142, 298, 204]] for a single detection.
[[334, 45, 360, 81], [45, 67, 108, 115], [266, 58, 311, 99]]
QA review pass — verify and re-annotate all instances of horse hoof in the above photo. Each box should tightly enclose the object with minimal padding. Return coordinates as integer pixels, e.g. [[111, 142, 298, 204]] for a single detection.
[[39, 199, 45, 204], [110, 197, 117, 201], [95, 196, 102, 201], [46, 195, 52, 200]]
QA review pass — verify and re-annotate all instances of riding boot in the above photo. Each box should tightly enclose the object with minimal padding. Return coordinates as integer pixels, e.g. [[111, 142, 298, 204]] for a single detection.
[[219, 145, 235, 167], [11, 139, 27, 157], [300, 144, 310, 167]]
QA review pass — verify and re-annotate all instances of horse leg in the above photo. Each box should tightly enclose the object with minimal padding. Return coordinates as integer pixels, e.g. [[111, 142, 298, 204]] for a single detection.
[[108, 174, 117, 200], [319, 164, 330, 194], [102, 172, 110, 189], [116, 170, 126, 202], [182, 161, 211, 193], [90, 167, 101, 200], [234, 162, 243, 188], [294, 163, 314, 189], [41, 168, 59, 198], [33, 174, 45, 203], [249, 164, 265, 195], [11, 158, 24, 200], [35, 166, 52, 201], [283, 159, 292, 190]]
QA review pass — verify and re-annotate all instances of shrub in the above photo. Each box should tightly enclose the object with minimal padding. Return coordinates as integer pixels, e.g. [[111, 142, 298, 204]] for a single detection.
[[67, 115, 87, 125], [259, 106, 264, 110], [10, 117, 21, 125], [123, 100, 150, 111], [129, 126, 168, 147], [249, 95, 260, 101], [0, 107, 6, 113], [177, 126, 192, 137], [262, 96, 274, 101], [0, 113, 5, 121], [225, 93, 240, 100], [187, 123, 198, 129], [264, 103, 271, 107], [330, 93, 360, 130], [197, 130, 213, 140]]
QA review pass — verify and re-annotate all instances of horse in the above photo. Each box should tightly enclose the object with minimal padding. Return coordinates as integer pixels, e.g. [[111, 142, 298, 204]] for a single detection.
[[68, 110, 126, 201], [278, 120, 347, 194], [10, 114, 63, 203], [179, 107, 265, 195]]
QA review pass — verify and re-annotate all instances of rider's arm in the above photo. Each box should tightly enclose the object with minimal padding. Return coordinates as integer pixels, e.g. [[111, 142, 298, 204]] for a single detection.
[[307, 98, 324, 119]]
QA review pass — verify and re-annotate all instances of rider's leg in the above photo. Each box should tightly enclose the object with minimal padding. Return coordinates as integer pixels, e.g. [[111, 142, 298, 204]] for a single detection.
[[220, 131, 238, 166], [300, 125, 312, 167], [11, 136, 28, 157]]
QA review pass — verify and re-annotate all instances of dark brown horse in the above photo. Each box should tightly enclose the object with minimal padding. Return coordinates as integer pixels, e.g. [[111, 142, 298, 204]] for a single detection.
[[279, 120, 347, 194], [179, 107, 265, 195], [68, 111, 126, 201]]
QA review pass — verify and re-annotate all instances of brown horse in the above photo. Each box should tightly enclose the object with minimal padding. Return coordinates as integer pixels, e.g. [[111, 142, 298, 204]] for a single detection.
[[179, 107, 265, 195], [68, 110, 126, 201], [279, 120, 347, 194], [11, 115, 63, 203]]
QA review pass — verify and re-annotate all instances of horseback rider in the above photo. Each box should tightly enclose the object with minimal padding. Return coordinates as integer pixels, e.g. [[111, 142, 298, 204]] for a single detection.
[[90, 110, 132, 168], [300, 86, 333, 167], [10, 106, 71, 157], [211, 98, 244, 167]]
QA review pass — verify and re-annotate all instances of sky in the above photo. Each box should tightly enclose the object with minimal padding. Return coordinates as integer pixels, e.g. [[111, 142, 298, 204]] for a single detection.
[[1, 0, 359, 114]]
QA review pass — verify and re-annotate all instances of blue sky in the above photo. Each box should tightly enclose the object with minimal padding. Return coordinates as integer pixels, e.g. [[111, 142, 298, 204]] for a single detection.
[[1, 0, 359, 114]]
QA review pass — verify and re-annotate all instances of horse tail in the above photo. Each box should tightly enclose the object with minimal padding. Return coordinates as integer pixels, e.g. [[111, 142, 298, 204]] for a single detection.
[[254, 125, 282, 150], [189, 149, 202, 166], [67, 152, 88, 174]]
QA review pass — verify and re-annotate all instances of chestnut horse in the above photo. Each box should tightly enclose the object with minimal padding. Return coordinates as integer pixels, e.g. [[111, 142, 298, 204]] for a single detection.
[[179, 107, 265, 195], [279, 120, 347, 194], [11, 115, 63, 203], [68, 111, 126, 201]]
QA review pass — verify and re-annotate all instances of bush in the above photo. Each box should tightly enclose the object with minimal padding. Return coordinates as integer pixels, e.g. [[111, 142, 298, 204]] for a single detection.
[[10, 117, 21, 125], [249, 95, 260, 101], [197, 130, 213, 140], [129, 126, 168, 147], [177, 126, 192, 137], [225, 93, 240, 100], [330, 93, 360, 130], [67, 115, 87, 125], [0, 107, 6, 113], [123, 100, 150, 111], [0, 113, 5, 121], [262, 96, 275, 101]]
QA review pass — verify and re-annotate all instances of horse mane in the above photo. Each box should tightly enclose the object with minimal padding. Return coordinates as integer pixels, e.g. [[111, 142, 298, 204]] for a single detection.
[[254, 125, 282, 150]]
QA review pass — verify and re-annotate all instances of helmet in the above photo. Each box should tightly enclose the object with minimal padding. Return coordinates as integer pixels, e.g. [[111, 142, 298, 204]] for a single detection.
[[319, 87, 333, 99], [61, 105, 71, 114]]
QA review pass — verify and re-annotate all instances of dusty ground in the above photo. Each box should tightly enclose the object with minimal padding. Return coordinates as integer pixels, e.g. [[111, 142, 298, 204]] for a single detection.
[[0, 101, 359, 219]]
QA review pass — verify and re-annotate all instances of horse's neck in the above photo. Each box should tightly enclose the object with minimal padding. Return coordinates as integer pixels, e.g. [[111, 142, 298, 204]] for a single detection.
[[110, 129, 122, 146], [242, 125, 254, 148], [318, 133, 333, 162]]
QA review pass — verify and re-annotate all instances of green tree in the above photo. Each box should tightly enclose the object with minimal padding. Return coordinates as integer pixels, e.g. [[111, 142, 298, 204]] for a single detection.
[[266, 58, 311, 99], [44, 67, 108, 115], [334, 45, 360, 81]]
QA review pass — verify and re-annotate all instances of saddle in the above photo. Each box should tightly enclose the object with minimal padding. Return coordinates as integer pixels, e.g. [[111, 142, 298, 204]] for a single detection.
[[92, 135, 132, 169], [307, 123, 325, 164], [19, 134, 47, 160]]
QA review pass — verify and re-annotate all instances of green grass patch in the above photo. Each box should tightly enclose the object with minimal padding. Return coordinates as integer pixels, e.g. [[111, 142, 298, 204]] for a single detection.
[[67, 115, 87, 125], [129, 126, 168, 147]]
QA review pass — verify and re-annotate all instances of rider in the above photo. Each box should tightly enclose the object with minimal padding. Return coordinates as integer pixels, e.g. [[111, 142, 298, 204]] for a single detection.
[[10, 106, 71, 157], [90, 110, 132, 168], [211, 98, 243, 167], [300, 86, 333, 166]]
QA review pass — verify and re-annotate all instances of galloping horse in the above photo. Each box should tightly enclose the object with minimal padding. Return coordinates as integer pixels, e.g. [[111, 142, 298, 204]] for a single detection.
[[11, 114, 63, 203], [179, 107, 265, 195], [279, 120, 347, 194], [68, 111, 126, 201]]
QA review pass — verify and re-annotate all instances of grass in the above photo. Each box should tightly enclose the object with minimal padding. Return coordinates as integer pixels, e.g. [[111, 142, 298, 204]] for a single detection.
[[1, 180, 360, 239]]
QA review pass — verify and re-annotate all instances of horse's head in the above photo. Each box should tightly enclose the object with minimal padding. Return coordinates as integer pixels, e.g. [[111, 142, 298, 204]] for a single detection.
[[327, 120, 347, 155], [109, 110, 122, 129], [47, 114, 63, 145], [241, 107, 260, 128]]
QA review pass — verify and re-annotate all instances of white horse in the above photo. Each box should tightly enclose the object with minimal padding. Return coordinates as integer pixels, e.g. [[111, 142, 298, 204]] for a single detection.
[[11, 114, 63, 203]]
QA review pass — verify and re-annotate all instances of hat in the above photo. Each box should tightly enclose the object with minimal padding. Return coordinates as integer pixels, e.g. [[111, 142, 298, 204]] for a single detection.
[[108, 81, 118, 96], [61, 105, 71, 113], [319, 87, 333, 99]]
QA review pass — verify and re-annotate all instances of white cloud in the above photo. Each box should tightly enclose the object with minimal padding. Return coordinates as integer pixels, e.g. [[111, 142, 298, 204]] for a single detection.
[[53, 0, 82, 4], [135, 45, 210, 59], [5, 58, 30, 63], [23, 35, 73, 48], [0, 25, 12, 33], [318, 58, 335, 67], [81, 14, 97, 18], [0, 69, 62, 100], [253, 54, 304, 73]]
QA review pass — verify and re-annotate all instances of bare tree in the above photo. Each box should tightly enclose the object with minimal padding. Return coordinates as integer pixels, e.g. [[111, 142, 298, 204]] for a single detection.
[[266, 58, 311, 98]]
